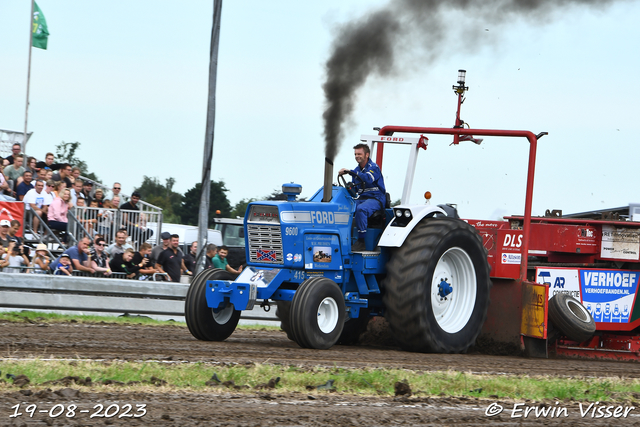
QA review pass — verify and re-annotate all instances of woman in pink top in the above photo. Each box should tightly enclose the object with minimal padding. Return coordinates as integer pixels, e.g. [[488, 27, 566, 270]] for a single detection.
[[48, 188, 72, 240]]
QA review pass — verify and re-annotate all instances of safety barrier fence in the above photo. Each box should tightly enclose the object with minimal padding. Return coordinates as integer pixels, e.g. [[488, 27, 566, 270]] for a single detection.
[[0, 273, 279, 324], [70, 206, 161, 249]]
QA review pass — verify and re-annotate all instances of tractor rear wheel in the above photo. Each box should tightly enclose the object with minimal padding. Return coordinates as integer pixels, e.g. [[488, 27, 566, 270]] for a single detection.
[[185, 268, 241, 341], [383, 217, 491, 353], [290, 277, 346, 349], [548, 293, 595, 343]]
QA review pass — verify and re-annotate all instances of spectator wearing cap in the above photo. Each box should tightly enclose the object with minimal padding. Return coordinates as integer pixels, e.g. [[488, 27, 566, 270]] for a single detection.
[[15, 170, 34, 201], [0, 219, 11, 250], [54, 253, 73, 275], [151, 231, 182, 266], [31, 243, 51, 274]]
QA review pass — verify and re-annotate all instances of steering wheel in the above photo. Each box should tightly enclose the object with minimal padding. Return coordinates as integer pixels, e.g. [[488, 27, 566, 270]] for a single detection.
[[337, 172, 363, 198]]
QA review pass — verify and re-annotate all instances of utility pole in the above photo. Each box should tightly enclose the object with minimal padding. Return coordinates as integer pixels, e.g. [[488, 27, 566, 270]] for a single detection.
[[195, 0, 223, 274]]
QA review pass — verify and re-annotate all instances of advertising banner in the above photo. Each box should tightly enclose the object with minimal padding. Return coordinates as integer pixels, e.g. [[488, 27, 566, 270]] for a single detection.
[[537, 266, 640, 325]]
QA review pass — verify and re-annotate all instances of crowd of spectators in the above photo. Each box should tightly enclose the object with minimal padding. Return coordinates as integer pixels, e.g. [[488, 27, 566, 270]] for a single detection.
[[1, 215, 227, 280], [0, 143, 190, 279]]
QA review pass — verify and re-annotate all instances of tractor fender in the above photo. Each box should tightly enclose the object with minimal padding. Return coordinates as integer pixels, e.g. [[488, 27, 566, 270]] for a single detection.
[[378, 205, 447, 248]]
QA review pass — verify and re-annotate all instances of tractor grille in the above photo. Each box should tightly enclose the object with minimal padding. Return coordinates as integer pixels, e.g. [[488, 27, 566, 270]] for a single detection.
[[248, 224, 283, 264]]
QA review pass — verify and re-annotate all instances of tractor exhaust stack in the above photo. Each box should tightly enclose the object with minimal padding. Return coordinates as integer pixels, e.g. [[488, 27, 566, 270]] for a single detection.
[[322, 157, 333, 202]]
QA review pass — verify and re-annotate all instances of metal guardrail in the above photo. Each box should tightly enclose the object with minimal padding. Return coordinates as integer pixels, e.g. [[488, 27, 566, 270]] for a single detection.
[[0, 272, 279, 324]]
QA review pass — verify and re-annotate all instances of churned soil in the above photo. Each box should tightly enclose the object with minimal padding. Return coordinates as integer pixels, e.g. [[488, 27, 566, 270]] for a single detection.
[[3, 320, 640, 426]]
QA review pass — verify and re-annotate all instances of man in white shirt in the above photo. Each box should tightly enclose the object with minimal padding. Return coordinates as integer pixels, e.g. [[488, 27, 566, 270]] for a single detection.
[[23, 180, 54, 235]]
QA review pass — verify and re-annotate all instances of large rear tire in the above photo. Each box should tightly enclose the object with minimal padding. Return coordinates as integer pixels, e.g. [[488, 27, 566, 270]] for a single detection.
[[383, 217, 491, 353], [185, 268, 241, 341], [548, 293, 595, 343], [290, 277, 346, 350]]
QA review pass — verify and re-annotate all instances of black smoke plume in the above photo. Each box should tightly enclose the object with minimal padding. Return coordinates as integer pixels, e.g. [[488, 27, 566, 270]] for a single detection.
[[322, 0, 621, 161]]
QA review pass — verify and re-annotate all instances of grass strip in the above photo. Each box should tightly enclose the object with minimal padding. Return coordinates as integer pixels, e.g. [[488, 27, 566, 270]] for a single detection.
[[1, 359, 640, 402]]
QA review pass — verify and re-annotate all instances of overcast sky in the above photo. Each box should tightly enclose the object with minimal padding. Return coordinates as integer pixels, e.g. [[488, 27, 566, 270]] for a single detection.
[[1, 0, 639, 220]]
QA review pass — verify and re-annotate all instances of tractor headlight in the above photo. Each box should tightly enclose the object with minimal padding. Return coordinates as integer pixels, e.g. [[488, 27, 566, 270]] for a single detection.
[[391, 208, 413, 227]]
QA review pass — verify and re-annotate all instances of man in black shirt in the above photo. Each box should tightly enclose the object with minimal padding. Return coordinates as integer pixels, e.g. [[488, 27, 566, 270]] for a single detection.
[[132, 242, 156, 279], [155, 234, 186, 282], [109, 248, 141, 279], [121, 191, 153, 246], [51, 163, 73, 189], [183, 241, 197, 272]]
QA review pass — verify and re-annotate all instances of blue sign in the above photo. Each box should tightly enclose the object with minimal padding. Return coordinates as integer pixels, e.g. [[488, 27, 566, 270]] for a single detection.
[[580, 270, 639, 323]]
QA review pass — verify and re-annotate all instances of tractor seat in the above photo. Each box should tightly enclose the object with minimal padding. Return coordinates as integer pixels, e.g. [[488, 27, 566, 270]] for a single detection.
[[368, 192, 391, 229]]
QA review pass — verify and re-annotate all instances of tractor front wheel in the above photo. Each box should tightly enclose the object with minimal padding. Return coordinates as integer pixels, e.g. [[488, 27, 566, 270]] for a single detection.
[[383, 217, 491, 353], [290, 277, 346, 349], [185, 268, 241, 341]]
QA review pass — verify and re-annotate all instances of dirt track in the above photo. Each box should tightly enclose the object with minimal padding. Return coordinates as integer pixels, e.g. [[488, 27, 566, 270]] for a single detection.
[[3, 320, 640, 426]]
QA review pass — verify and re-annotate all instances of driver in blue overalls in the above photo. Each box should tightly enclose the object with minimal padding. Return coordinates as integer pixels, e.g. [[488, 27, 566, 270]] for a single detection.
[[339, 143, 386, 252]]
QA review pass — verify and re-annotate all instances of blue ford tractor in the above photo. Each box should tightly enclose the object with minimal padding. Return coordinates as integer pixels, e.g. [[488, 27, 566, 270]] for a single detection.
[[185, 74, 493, 352]]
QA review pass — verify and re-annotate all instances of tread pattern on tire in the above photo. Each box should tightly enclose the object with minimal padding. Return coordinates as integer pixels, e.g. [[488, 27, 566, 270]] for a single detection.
[[382, 217, 491, 353], [185, 268, 241, 341], [290, 277, 346, 350], [548, 293, 596, 343]]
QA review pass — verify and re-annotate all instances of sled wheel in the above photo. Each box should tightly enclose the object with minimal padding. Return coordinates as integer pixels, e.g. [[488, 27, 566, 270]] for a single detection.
[[383, 217, 491, 353], [290, 277, 346, 349], [337, 309, 371, 345], [185, 268, 241, 341], [275, 301, 294, 341], [548, 293, 595, 343]]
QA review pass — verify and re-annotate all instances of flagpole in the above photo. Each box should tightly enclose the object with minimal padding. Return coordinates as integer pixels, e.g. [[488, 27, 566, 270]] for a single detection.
[[24, 0, 35, 154]]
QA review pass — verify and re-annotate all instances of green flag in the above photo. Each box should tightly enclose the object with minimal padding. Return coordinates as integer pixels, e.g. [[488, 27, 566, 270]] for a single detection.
[[32, 2, 49, 50]]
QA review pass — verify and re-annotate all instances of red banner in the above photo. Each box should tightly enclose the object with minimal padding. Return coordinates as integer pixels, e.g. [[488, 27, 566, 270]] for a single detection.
[[0, 201, 25, 237]]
